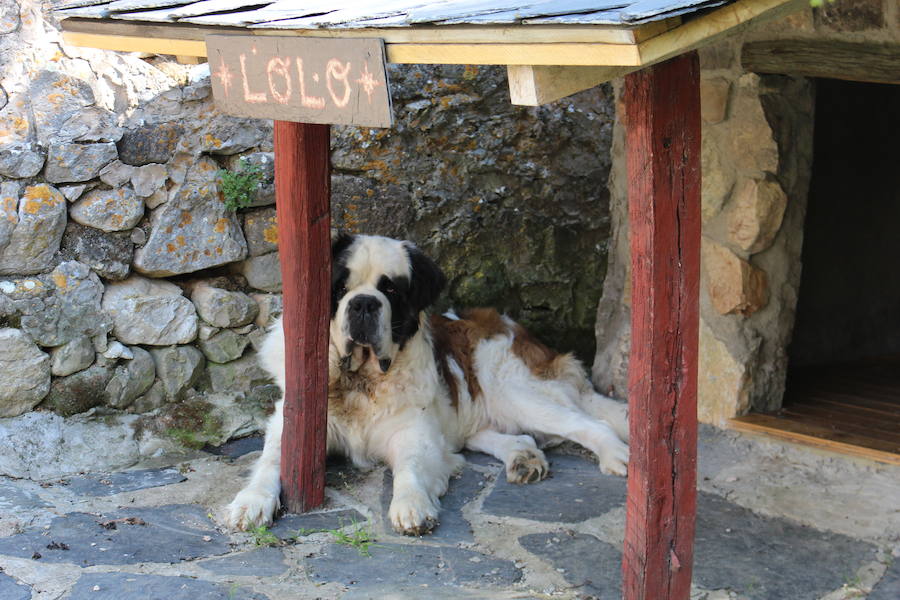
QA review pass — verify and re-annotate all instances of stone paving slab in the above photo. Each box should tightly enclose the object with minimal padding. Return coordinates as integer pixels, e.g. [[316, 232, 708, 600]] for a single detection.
[[307, 542, 522, 589], [868, 557, 900, 600], [269, 508, 366, 539], [381, 464, 489, 543], [0, 504, 231, 566], [62, 468, 187, 496], [693, 492, 877, 599], [483, 454, 626, 523], [68, 572, 269, 600], [198, 546, 288, 577], [0, 480, 51, 510], [520, 531, 621, 598], [517, 490, 879, 600], [0, 572, 31, 600]]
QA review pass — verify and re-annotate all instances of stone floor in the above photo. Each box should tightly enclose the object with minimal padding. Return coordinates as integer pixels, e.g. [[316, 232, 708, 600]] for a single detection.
[[0, 426, 898, 600]]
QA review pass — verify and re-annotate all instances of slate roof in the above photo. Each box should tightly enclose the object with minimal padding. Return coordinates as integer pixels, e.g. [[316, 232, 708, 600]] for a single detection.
[[54, 0, 731, 29]]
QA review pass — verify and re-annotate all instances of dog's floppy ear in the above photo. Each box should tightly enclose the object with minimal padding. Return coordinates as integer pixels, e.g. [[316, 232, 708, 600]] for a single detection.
[[404, 242, 446, 312], [331, 232, 355, 264]]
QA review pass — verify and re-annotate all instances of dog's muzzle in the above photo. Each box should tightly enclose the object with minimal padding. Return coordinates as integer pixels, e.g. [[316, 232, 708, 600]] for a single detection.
[[346, 294, 382, 346]]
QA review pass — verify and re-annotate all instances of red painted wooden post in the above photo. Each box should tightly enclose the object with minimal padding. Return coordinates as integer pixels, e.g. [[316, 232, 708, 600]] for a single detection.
[[621, 51, 701, 600], [274, 120, 331, 513]]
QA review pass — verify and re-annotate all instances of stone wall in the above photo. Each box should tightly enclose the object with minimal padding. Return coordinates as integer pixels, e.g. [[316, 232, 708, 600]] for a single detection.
[[0, 1, 615, 475], [592, 0, 899, 425]]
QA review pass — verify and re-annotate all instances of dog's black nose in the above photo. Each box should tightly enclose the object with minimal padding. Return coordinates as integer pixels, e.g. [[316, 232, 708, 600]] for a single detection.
[[348, 295, 380, 315]]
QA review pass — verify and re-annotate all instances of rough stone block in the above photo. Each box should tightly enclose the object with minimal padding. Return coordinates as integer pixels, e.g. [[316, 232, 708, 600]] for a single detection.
[[198, 329, 249, 363], [117, 122, 184, 166], [206, 352, 270, 394], [133, 157, 247, 276], [0, 143, 44, 178], [44, 142, 117, 183], [240, 252, 282, 292], [43, 361, 115, 417], [150, 345, 205, 400], [701, 77, 731, 124], [815, 0, 884, 31], [703, 240, 768, 316], [243, 207, 278, 256], [102, 275, 198, 346], [70, 187, 144, 232], [725, 176, 788, 254], [0, 184, 67, 275], [698, 320, 752, 425], [0, 328, 50, 418], [50, 335, 95, 376], [192, 284, 258, 328], [105, 346, 156, 409], [61, 222, 134, 280]]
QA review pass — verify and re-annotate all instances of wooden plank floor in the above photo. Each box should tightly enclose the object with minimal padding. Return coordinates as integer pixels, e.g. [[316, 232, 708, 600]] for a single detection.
[[731, 355, 900, 466]]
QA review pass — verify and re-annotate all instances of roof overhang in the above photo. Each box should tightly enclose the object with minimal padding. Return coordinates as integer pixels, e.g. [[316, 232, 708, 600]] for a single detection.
[[58, 0, 804, 104]]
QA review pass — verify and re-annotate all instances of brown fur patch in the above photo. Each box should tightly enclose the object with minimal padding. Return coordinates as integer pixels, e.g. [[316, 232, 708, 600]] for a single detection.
[[510, 324, 564, 380], [431, 308, 509, 406]]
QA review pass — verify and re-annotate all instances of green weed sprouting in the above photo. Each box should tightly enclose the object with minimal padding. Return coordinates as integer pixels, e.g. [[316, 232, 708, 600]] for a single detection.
[[217, 158, 263, 211]]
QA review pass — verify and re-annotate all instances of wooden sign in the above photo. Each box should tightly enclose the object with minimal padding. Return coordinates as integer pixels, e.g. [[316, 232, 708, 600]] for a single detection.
[[206, 35, 393, 128]]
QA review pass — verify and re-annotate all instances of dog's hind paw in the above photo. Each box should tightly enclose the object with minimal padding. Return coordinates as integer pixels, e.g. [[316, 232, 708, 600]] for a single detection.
[[226, 487, 280, 531], [506, 448, 549, 484]]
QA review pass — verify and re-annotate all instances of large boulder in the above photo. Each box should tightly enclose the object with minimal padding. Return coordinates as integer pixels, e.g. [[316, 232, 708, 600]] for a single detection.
[[0, 328, 50, 418], [101, 275, 198, 345], [132, 156, 248, 276]]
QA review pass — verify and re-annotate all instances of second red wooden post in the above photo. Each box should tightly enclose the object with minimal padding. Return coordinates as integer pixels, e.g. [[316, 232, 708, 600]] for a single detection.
[[274, 120, 332, 513], [621, 52, 702, 600]]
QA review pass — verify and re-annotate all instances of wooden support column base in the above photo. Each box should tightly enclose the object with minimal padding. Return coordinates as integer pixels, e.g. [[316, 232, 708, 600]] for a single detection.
[[275, 120, 331, 514], [621, 51, 701, 600]]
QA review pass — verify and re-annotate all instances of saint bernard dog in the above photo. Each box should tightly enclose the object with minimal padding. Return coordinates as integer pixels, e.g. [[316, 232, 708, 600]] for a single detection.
[[227, 233, 629, 535]]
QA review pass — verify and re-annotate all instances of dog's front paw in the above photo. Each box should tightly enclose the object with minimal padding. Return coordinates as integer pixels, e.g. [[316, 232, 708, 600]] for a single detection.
[[226, 486, 280, 531], [506, 448, 549, 484], [388, 490, 439, 536], [598, 437, 630, 477]]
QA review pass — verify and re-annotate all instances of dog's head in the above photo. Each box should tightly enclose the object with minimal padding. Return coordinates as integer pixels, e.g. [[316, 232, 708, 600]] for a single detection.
[[330, 233, 445, 373]]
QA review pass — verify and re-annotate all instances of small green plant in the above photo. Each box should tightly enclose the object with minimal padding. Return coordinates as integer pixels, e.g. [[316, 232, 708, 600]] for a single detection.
[[165, 411, 223, 450], [809, 0, 835, 6], [248, 525, 280, 547], [330, 519, 378, 557], [293, 519, 378, 557], [218, 158, 263, 211]]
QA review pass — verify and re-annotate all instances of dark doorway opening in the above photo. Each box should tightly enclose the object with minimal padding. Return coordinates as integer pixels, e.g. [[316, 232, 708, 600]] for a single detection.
[[779, 78, 900, 460]]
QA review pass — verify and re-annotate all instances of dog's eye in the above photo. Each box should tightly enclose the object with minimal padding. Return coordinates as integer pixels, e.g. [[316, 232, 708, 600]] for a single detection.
[[386, 286, 396, 295], [337, 285, 347, 297]]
